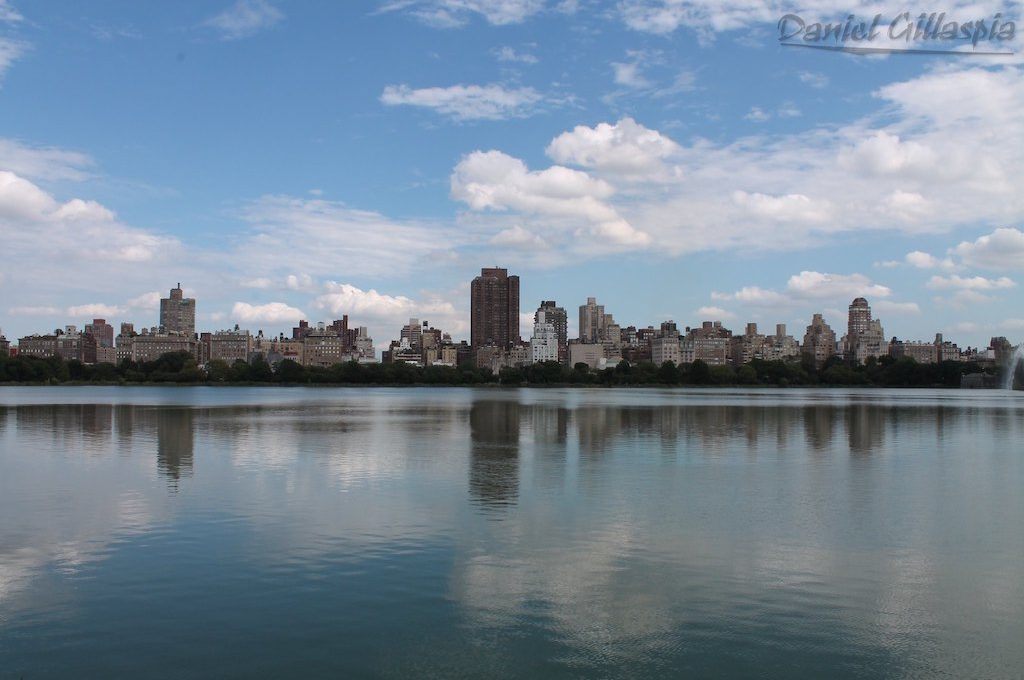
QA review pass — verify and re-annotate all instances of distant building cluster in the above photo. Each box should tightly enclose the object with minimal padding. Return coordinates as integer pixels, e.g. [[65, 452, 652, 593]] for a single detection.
[[7, 283, 375, 369], [1, 269, 1013, 372]]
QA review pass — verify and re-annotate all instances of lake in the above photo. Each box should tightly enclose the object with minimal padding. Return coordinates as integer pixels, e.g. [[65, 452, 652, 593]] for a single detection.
[[0, 386, 1022, 678]]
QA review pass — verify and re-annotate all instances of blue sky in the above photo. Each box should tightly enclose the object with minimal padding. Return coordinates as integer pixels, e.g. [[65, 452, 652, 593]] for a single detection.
[[1, 0, 1022, 349]]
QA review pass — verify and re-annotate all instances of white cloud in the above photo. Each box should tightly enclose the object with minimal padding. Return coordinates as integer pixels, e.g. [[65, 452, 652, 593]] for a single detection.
[[490, 225, 549, 249], [202, 0, 283, 40], [612, 60, 651, 89], [450, 149, 650, 250], [494, 46, 538, 64], [285, 273, 314, 292], [9, 306, 61, 316], [379, 0, 546, 27], [545, 117, 682, 180], [777, 101, 801, 118], [744, 106, 770, 122], [67, 303, 124, 318], [732, 191, 832, 224], [873, 300, 921, 315], [0, 171, 179, 263], [313, 282, 463, 339], [948, 290, 995, 308], [926, 274, 1016, 291], [711, 286, 788, 306], [0, 38, 26, 83], [240, 277, 274, 289], [904, 250, 957, 271], [694, 305, 734, 320], [952, 228, 1024, 271], [380, 83, 543, 121], [799, 71, 829, 88], [653, 69, 699, 98], [231, 301, 304, 324], [0, 139, 94, 181], [0, 1, 23, 23], [587, 67, 1024, 256], [786, 271, 891, 299], [837, 131, 937, 177], [127, 292, 161, 311], [233, 194, 461, 279]]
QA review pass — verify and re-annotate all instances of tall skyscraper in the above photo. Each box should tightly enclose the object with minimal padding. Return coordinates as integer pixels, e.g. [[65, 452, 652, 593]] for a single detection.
[[847, 297, 872, 337], [536, 301, 567, 362], [470, 267, 520, 349], [803, 313, 836, 367], [531, 301, 567, 363], [844, 297, 885, 364], [160, 283, 196, 337], [578, 297, 604, 343]]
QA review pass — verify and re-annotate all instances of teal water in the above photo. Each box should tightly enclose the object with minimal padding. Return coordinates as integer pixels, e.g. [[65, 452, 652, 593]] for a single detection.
[[0, 386, 1022, 679]]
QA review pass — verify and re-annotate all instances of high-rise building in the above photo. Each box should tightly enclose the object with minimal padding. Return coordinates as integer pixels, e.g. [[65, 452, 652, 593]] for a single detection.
[[470, 267, 520, 349], [847, 298, 871, 337], [530, 305, 561, 363], [85, 318, 114, 348], [160, 283, 196, 337], [534, 301, 567, 362], [651, 321, 682, 366], [803, 314, 836, 367], [844, 297, 886, 364], [579, 297, 605, 343]]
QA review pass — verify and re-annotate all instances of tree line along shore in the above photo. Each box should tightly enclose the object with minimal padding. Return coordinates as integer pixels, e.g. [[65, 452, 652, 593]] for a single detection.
[[0, 351, 1000, 388]]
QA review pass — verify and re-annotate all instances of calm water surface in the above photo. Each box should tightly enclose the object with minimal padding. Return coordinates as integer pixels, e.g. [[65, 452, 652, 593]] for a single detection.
[[0, 386, 1022, 679]]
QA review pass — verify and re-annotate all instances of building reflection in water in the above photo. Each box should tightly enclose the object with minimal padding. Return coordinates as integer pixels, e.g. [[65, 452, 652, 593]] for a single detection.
[[155, 408, 195, 487], [468, 400, 520, 513], [846, 404, 886, 455]]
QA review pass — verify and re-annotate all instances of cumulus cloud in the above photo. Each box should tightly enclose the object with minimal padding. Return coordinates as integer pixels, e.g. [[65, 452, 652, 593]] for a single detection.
[[711, 286, 788, 305], [582, 67, 1024, 256], [0, 171, 179, 264], [231, 301, 304, 324], [285, 273, 315, 292], [905, 250, 957, 271], [952, 228, 1024, 271], [713, 271, 894, 311], [381, 83, 543, 121], [201, 0, 283, 40], [312, 282, 463, 340], [490, 225, 549, 249], [546, 117, 682, 180], [451, 149, 650, 250], [786, 271, 891, 299]]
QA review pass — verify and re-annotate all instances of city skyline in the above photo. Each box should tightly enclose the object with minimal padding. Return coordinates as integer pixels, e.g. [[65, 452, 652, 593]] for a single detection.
[[3, 273, 1001, 365], [0, 2, 1023, 350]]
